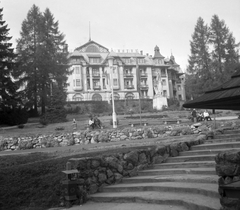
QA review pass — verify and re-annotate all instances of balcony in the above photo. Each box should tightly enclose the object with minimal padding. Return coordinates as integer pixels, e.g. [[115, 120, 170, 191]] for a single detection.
[[92, 73, 100, 77], [123, 72, 133, 77], [140, 84, 149, 90], [73, 86, 83, 91], [140, 72, 148, 77], [93, 85, 101, 90], [124, 85, 134, 89], [102, 72, 107, 77]]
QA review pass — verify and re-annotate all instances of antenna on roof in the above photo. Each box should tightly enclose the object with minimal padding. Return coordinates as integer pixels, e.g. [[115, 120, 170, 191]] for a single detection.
[[89, 21, 91, 41]]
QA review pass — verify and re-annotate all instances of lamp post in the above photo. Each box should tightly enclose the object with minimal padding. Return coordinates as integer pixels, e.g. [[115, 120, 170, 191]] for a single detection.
[[108, 56, 117, 129]]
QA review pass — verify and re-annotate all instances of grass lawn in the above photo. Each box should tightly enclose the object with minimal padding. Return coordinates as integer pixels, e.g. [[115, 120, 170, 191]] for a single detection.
[[0, 110, 238, 139]]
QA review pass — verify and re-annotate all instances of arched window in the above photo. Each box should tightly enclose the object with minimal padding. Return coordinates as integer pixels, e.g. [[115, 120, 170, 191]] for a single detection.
[[72, 93, 83, 101], [92, 93, 102, 101], [110, 92, 120, 100], [86, 44, 99, 52], [125, 92, 134, 100]]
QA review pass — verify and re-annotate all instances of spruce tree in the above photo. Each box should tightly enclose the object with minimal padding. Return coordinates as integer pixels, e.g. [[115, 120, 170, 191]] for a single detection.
[[15, 4, 42, 116], [0, 7, 18, 109], [186, 17, 212, 98], [209, 15, 231, 85], [16, 5, 68, 117], [38, 8, 69, 114]]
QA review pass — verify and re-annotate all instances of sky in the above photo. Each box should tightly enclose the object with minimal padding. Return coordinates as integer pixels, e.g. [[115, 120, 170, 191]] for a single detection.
[[1, 0, 240, 71]]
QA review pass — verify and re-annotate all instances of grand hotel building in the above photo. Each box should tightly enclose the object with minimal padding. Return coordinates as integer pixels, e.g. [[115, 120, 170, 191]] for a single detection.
[[66, 40, 186, 103]]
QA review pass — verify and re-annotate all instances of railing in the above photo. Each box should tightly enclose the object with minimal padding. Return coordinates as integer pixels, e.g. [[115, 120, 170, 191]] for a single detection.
[[124, 85, 134, 89], [140, 72, 148, 77], [73, 86, 83, 91], [92, 73, 100, 77], [93, 85, 101, 90], [140, 84, 149, 90], [123, 73, 133, 77]]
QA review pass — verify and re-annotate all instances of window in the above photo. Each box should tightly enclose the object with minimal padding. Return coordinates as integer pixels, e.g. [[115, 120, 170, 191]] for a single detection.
[[76, 79, 81, 86], [138, 58, 145, 64], [123, 58, 130, 63], [113, 78, 118, 86], [179, 95, 182, 100], [162, 79, 166, 86], [178, 85, 181, 91], [73, 94, 83, 101], [75, 67, 80, 74], [92, 68, 99, 76], [163, 90, 167, 97], [92, 93, 102, 101], [113, 66, 117, 74], [89, 57, 100, 63], [161, 69, 166, 76], [93, 79, 100, 87]]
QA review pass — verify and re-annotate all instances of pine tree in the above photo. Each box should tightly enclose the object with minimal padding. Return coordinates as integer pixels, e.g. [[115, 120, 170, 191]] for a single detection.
[[186, 17, 212, 98], [0, 7, 18, 109]]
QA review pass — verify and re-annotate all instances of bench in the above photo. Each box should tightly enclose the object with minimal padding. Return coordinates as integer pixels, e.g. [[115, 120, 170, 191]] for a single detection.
[[163, 120, 181, 125], [128, 121, 148, 127]]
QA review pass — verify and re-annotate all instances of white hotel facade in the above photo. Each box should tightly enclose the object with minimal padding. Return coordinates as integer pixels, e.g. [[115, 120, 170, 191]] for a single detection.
[[66, 40, 186, 104]]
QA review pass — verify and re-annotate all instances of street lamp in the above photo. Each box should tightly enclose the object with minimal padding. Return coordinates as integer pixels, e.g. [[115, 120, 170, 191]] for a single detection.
[[108, 56, 117, 129]]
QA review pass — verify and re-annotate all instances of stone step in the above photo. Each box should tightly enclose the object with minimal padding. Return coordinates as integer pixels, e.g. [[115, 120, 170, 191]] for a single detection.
[[213, 133, 240, 139], [90, 191, 220, 210], [101, 182, 219, 198], [122, 174, 218, 184], [191, 142, 240, 150], [68, 201, 189, 210], [205, 137, 240, 144], [138, 168, 216, 176], [153, 161, 215, 169], [180, 148, 240, 156], [166, 154, 216, 163], [220, 129, 240, 134]]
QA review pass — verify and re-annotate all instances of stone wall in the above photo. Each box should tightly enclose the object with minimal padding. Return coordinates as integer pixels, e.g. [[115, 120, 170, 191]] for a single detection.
[[62, 134, 207, 206], [0, 123, 212, 152], [215, 151, 240, 210]]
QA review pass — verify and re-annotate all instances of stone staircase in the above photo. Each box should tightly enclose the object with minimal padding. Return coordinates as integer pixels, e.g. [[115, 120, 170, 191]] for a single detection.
[[90, 130, 240, 210]]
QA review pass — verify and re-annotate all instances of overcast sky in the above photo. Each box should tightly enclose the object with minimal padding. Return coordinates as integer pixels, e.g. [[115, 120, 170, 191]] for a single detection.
[[1, 0, 240, 71]]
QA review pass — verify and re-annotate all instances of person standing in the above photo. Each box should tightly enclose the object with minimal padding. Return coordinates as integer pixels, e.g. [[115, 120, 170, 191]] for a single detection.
[[72, 119, 77, 131], [191, 109, 197, 122]]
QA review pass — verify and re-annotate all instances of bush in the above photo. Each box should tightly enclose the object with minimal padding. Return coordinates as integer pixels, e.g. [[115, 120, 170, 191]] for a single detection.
[[18, 124, 24, 129], [0, 108, 29, 126]]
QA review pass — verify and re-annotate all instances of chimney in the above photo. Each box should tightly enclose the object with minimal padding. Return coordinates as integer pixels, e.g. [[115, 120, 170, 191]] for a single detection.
[[140, 50, 143, 55]]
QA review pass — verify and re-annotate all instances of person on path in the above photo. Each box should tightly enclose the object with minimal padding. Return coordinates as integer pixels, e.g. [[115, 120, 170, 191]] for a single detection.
[[72, 119, 77, 130], [191, 109, 197, 122]]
